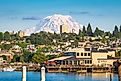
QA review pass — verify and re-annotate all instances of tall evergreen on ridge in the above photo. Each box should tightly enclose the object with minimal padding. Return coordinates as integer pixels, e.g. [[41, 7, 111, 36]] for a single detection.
[[0, 32, 4, 41], [94, 27, 100, 36], [94, 27, 105, 37], [113, 25, 119, 38], [120, 25, 121, 32], [78, 29, 81, 36], [119, 25, 121, 38], [82, 26, 87, 36], [87, 23, 93, 36]]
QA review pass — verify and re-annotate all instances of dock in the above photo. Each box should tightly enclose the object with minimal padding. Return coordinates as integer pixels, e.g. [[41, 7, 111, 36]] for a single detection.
[[46, 65, 113, 73]]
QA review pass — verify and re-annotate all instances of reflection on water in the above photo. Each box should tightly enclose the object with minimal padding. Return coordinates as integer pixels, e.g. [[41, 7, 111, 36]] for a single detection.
[[77, 73, 118, 81], [79, 73, 116, 81], [0, 72, 119, 81], [92, 73, 113, 81]]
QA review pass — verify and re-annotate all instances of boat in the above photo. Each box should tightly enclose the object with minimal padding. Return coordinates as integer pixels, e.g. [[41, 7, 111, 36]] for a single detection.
[[0, 68, 2, 72], [2, 66, 15, 72]]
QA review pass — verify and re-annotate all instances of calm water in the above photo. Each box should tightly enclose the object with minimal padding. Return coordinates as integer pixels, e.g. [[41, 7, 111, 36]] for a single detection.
[[0, 72, 118, 81]]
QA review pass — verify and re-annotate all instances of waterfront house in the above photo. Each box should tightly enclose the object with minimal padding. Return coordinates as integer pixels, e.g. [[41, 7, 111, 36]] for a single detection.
[[48, 46, 118, 67]]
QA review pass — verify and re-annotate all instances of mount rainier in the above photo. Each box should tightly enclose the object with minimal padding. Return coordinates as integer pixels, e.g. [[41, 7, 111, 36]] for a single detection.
[[24, 14, 82, 35]]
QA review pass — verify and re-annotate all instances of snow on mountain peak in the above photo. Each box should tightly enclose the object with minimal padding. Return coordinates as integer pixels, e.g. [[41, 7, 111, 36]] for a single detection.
[[24, 14, 82, 35]]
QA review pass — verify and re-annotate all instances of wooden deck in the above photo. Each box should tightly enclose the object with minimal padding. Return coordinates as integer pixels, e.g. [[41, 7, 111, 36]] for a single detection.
[[46, 65, 114, 73]]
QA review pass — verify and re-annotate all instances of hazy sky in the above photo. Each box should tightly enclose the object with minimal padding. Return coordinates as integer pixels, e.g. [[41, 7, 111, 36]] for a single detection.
[[0, 0, 121, 32]]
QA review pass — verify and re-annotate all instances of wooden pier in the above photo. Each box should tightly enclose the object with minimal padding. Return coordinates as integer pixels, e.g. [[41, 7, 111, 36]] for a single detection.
[[46, 65, 113, 73]]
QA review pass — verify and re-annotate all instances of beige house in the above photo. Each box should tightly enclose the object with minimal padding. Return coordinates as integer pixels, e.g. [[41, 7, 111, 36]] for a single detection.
[[0, 51, 14, 62], [91, 50, 115, 66]]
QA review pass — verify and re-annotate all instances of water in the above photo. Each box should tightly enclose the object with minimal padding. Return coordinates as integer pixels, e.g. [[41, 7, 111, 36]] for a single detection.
[[0, 72, 119, 81]]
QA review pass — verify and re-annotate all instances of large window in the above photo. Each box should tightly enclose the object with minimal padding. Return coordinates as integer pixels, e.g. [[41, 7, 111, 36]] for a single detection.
[[87, 60, 89, 64], [63, 61, 65, 65], [84, 60, 87, 64], [77, 53, 79, 56], [81, 53, 83, 56], [66, 61, 68, 65], [90, 60, 92, 64], [84, 53, 87, 56], [70, 61, 72, 65], [88, 53, 91, 56], [64, 52, 76, 56]]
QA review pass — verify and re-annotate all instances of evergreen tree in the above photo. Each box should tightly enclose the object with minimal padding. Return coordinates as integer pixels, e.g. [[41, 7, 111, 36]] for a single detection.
[[105, 31, 112, 37], [32, 52, 47, 64], [113, 25, 119, 38], [79, 29, 84, 38], [118, 26, 121, 38], [87, 23, 93, 36], [94, 27, 105, 37], [94, 27, 100, 36], [0, 32, 3, 41], [82, 26, 87, 36], [78, 29, 81, 36], [4, 31, 11, 41], [120, 25, 121, 32]]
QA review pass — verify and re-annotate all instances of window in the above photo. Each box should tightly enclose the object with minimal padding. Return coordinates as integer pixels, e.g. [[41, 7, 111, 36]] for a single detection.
[[84, 60, 87, 64], [66, 61, 68, 65], [77, 53, 79, 56], [64, 52, 76, 56], [74, 61, 77, 65], [84, 53, 87, 56], [81, 53, 83, 56], [63, 61, 65, 65], [84, 60, 92, 64], [70, 61, 72, 65], [90, 60, 92, 64], [78, 61, 80, 65], [88, 53, 91, 56], [85, 48, 90, 51], [87, 60, 89, 64]]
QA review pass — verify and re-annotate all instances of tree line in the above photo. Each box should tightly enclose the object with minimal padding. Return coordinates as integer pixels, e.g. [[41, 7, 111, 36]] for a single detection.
[[0, 23, 121, 46], [0, 23, 121, 64]]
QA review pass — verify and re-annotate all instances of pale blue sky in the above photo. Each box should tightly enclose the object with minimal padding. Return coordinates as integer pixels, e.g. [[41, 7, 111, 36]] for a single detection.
[[0, 0, 121, 32]]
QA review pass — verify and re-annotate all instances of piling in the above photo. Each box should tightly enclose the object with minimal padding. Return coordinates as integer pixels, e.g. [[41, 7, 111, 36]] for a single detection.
[[110, 73, 112, 81], [41, 67, 45, 81], [22, 66, 26, 81], [118, 65, 121, 81]]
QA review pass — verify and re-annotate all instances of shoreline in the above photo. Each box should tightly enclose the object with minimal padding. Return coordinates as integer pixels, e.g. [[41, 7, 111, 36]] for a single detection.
[[0, 64, 118, 73]]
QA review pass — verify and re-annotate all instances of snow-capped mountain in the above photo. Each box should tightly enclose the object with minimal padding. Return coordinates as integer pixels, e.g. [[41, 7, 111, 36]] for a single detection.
[[24, 14, 82, 35]]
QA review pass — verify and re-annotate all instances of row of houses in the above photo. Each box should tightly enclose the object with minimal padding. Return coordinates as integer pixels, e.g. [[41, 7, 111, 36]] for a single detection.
[[0, 39, 121, 67]]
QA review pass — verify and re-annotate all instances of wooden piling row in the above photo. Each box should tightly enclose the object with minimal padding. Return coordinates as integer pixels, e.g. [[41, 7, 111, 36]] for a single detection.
[[22, 66, 45, 81]]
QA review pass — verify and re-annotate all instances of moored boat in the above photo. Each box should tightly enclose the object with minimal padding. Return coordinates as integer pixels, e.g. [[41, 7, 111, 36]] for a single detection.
[[2, 66, 15, 72]]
